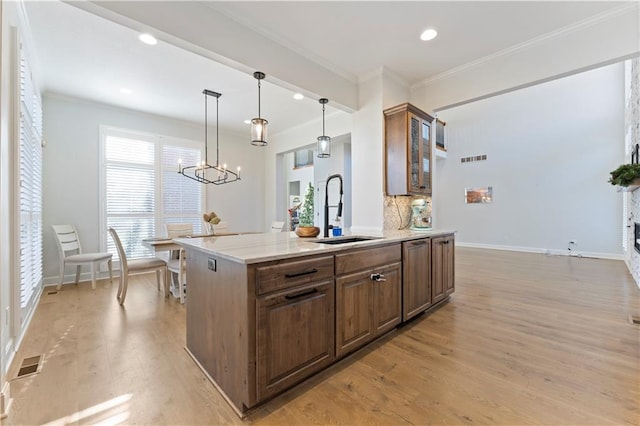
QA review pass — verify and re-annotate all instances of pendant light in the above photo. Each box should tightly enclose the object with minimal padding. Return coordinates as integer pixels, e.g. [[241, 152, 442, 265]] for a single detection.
[[317, 98, 331, 158], [251, 71, 268, 146], [178, 89, 241, 185]]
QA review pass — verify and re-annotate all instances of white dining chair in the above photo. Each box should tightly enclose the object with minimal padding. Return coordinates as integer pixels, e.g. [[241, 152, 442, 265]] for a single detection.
[[108, 227, 169, 305], [165, 223, 193, 304], [270, 221, 285, 232], [52, 225, 113, 290]]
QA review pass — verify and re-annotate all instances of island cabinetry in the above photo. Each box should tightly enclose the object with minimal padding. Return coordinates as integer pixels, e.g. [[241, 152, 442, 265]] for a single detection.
[[256, 279, 335, 401], [432, 234, 455, 304], [402, 238, 432, 321], [335, 244, 402, 358], [384, 103, 434, 196], [255, 255, 335, 402]]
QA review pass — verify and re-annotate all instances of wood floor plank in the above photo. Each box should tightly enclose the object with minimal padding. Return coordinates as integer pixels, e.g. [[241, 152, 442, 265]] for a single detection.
[[4, 247, 639, 425]]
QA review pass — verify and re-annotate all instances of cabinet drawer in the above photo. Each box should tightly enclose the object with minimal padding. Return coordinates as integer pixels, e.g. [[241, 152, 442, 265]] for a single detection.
[[256, 255, 334, 295], [335, 244, 401, 276]]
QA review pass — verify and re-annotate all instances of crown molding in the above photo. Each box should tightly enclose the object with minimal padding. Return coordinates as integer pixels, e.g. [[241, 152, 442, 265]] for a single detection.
[[413, 2, 638, 90]]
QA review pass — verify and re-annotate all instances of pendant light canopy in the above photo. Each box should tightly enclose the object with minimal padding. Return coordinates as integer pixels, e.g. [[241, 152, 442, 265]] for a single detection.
[[251, 71, 268, 146], [317, 98, 331, 158], [178, 89, 241, 185]]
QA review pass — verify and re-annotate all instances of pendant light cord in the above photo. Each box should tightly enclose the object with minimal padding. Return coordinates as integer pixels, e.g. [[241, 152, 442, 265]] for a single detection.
[[204, 92, 208, 164], [322, 103, 326, 136], [257, 78, 261, 119], [216, 95, 220, 166]]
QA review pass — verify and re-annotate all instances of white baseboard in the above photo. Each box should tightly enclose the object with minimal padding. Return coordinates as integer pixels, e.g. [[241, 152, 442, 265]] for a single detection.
[[42, 270, 117, 287], [1, 381, 11, 419], [456, 241, 624, 260]]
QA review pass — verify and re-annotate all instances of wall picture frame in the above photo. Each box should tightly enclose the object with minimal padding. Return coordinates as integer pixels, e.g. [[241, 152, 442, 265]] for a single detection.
[[465, 186, 492, 203]]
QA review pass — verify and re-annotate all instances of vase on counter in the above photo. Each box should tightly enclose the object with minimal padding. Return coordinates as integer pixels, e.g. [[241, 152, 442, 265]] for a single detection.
[[295, 226, 320, 238]]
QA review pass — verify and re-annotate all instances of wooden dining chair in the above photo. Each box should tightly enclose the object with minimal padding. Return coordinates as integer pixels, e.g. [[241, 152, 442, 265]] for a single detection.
[[108, 227, 169, 305], [52, 225, 113, 290], [165, 223, 193, 304]]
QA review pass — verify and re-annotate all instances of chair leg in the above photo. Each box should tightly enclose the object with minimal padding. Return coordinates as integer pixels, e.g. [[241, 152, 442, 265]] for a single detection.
[[57, 262, 65, 290], [155, 270, 161, 292], [118, 272, 129, 305], [116, 267, 123, 300], [90, 264, 97, 290], [164, 267, 170, 298], [108, 259, 113, 282], [75, 265, 81, 284], [178, 272, 185, 304]]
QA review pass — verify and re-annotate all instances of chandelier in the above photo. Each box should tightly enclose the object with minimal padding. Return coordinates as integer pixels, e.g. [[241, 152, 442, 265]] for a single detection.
[[179, 89, 240, 185]]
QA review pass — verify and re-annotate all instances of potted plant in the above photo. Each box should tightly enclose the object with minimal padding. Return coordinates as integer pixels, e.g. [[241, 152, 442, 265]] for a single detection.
[[608, 163, 640, 188], [295, 183, 320, 237]]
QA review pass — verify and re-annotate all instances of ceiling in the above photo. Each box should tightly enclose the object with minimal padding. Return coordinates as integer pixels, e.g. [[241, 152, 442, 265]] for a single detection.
[[24, 1, 628, 135]]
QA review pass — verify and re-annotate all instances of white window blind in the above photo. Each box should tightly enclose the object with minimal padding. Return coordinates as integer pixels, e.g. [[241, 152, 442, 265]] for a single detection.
[[102, 129, 203, 261], [19, 43, 43, 311]]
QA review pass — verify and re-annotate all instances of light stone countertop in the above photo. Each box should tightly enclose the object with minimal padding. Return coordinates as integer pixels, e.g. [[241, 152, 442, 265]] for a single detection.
[[176, 229, 456, 264]]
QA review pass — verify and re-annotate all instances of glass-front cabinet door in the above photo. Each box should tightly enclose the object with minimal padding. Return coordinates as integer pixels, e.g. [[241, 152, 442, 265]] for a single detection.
[[421, 120, 431, 194], [408, 113, 431, 195], [410, 114, 421, 192]]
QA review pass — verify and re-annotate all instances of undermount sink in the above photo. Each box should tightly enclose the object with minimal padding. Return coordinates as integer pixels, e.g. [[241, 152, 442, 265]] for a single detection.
[[312, 236, 381, 245]]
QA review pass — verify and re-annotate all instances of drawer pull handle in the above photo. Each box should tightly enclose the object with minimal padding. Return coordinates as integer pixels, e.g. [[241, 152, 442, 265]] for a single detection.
[[285, 268, 318, 278], [370, 273, 386, 282], [284, 288, 319, 300]]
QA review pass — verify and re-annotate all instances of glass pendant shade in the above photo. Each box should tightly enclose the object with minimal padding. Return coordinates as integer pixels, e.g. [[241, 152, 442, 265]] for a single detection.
[[251, 117, 268, 146], [251, 71, 268, 146], [317, 135, 331, 158], [317, 98, 331, 158]]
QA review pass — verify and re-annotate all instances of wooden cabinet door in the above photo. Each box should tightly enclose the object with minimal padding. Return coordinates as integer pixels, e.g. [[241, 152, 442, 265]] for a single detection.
[[432, 235, 455, 303], [443, 235, 455, 296], [336, 270, 374, 358], [372, 262, 402, 336], [402, 239, 432, 321], [256, 280, 335, 401]]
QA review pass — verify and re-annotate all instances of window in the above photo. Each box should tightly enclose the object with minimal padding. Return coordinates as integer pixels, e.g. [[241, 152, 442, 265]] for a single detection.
[[294, 148, 314, 168], [100, 127, 204, 261], [19, 41, 43, 316]]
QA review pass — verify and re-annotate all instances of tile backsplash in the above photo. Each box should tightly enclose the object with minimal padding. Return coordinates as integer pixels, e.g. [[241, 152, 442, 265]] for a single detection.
[[383, 195, 432, 230], [627, 59, 640, 285]]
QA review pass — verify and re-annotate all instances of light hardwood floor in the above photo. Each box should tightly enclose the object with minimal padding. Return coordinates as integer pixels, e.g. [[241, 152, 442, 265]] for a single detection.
[[5, 248, 639, 425]]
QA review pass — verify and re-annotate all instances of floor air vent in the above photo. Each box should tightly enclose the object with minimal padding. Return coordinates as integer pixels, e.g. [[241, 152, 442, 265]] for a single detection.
[[15, 355, 43, 379], [629, 315, 640, 325], [47, 290, 59, 295]]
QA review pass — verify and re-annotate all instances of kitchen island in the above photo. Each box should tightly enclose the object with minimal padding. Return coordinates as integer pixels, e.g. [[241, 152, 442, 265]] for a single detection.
[[178, 229, 455, 416]]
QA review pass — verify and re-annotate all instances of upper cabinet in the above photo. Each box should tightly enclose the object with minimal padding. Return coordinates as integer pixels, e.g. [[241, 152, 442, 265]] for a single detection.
[[384, 103, 434, 196]]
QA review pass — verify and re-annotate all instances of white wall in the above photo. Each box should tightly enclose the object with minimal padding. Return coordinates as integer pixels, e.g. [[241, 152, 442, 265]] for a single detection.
[[434, 63, 625, 257], [42, 94, 264, 283]]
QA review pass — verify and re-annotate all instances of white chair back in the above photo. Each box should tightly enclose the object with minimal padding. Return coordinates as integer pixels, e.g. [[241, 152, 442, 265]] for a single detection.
[[165, 223, 193, 238], [270, 221, 285, 232], [108, 227, 128, 271], [52, 224, 83, 257]]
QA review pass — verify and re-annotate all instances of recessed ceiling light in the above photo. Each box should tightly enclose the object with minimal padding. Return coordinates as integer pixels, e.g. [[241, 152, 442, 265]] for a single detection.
[[119, 88, 132, 95], [293, 93, 304, 100], [420, 28, 438, 41], [138, 33, 158, 45], [243, 119, 251, 124]]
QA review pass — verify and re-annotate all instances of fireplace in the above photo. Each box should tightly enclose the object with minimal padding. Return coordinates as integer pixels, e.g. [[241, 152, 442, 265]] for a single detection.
[[635, 223, 640, 254]]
